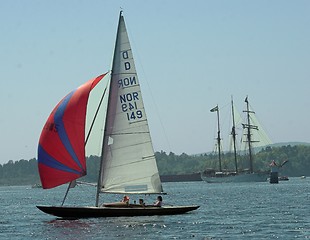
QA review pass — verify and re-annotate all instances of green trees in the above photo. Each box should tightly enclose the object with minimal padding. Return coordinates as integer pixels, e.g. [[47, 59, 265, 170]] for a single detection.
[[0, 144, 309, 186], [155, 151, 205, 175], [257, 145, 310, 176], [0, 158, 40, 185]]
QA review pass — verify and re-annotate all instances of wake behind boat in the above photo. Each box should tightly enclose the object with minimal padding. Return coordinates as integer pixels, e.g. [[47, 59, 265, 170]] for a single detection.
[[36, 11, 199, 218]]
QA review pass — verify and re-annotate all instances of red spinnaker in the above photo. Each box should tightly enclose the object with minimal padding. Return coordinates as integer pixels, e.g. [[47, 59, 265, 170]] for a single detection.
[[38, 73, 107, 189]]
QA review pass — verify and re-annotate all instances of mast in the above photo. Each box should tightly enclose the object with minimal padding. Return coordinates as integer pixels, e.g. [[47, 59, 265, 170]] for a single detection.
[[231, 96, 238, 173], [211, 105, 222, 172], [242, 96, 258, 173], [95, 11, 123, 207], [96, 11, 163, 203]]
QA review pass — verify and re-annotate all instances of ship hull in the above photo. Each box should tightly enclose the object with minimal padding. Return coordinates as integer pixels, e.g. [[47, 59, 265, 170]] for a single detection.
[[201, 172, 267, 183], [36, 205, 200, 219]]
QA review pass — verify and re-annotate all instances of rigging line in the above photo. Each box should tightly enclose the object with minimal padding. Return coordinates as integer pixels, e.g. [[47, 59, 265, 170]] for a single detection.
[[85, 86, 107, 146], [144, 82, 172, 152], [61, 180, 76, 206], [61, 182, 71, 206], [126, 24, 172, 153]]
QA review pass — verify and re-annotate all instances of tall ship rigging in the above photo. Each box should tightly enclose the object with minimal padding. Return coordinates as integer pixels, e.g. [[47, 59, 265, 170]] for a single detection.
[[201, 96, 271, 183]]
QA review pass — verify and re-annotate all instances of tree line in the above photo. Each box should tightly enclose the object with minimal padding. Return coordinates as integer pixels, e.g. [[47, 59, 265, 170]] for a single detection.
[[0, 144, 309, 186]]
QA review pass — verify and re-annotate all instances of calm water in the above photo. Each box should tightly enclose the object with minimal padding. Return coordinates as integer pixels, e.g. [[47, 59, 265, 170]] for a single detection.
[[1, 178, 309, 239]]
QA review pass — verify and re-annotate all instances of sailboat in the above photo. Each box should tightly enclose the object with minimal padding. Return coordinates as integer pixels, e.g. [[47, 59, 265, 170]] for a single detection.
[[36, 12, 199, 218], [201, 97, 269, 183]]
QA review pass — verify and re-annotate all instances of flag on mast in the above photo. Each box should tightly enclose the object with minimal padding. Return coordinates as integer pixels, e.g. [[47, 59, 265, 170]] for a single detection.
[[210, 105, 219, 112]]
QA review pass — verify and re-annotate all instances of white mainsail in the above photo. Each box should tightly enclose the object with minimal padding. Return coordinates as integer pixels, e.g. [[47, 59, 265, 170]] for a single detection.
[[99, 13, 163, 194]]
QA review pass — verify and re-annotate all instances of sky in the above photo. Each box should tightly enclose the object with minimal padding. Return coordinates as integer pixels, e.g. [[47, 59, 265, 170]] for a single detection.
[[1, 0, 310, 164]]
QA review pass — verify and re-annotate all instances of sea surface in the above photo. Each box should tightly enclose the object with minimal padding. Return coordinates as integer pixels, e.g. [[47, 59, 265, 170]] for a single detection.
[[1, 178, 309, 239]]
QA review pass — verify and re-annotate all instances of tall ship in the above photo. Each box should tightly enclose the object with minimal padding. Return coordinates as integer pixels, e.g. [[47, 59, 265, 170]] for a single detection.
[[201, 96, 270, 183]]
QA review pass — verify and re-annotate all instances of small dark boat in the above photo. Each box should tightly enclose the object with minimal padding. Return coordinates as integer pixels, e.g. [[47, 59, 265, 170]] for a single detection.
[[36, 205, 199, 219], [278, 176, 289, 181]]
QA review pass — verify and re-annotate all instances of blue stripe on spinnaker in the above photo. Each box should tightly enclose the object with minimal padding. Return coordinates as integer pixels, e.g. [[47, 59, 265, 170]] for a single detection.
[[38, 145, 82, 175], [54, 90, 84, 171]]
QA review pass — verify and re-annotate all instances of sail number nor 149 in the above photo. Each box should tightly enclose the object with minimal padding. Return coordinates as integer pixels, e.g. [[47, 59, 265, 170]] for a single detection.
[[120, 91, 143, 121]]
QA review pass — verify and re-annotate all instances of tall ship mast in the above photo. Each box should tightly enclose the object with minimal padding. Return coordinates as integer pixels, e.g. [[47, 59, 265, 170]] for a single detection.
[[211, 105, 222, 172], [242, 96, 259, 173], [230, 97, 238, 173]]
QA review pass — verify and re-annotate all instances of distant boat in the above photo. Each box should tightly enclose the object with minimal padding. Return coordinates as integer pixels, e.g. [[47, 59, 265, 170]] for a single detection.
[[278, 176, 289, 181], [201, 97, 268, 183], [268, 176, 289, 182], [31, 183, 42, 188], [36, 12, 199, 218], [269, 159, 289, 184]]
